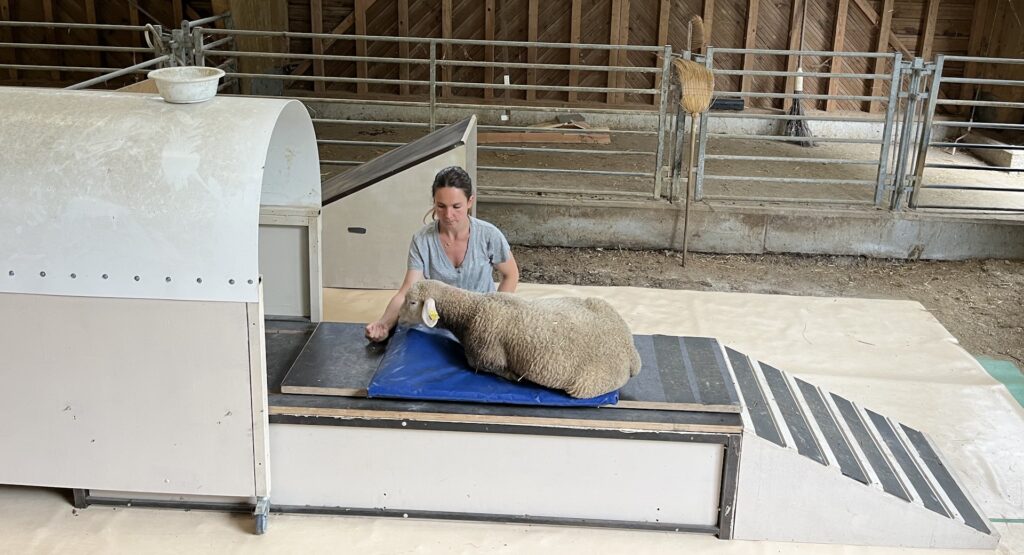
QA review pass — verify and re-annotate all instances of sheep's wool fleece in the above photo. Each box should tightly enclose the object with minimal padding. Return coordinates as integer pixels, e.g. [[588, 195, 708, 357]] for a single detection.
[[401, 281, 641, 398]]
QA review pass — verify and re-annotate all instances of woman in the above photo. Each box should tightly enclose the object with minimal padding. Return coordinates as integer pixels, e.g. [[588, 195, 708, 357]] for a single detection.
[[365, 166, 519, 342]]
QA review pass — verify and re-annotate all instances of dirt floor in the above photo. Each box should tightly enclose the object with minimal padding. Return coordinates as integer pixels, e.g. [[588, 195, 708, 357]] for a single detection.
[[514, 247, 1024, 367]]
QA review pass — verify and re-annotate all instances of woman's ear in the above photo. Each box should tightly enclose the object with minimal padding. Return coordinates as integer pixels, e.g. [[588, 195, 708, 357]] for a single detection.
[[421, 298, 439, 328]]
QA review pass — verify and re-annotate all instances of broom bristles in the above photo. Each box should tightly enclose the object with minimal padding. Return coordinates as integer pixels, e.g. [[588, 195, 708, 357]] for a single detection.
[[784, 99, 816, 147], [673, 58, 714, 114]]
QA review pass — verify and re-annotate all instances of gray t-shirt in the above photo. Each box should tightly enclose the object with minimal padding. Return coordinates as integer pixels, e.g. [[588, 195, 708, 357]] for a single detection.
[[408, 216, 512, 293]]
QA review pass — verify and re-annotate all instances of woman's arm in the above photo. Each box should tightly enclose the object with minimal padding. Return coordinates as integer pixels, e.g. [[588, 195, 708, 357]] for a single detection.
[[495, 253, 519, 293], [365, 269, 424, 342]]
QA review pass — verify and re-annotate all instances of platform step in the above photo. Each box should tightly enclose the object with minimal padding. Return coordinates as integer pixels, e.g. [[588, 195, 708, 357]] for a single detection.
[[722, 346, 997, 548]]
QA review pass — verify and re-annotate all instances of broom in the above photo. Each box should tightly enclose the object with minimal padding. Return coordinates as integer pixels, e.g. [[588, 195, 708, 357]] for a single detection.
[[673, 54, 714, 267], [785, 0, 815, 147]]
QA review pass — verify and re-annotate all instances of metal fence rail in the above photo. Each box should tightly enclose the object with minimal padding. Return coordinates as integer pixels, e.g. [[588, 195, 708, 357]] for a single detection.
[[199, 27, 673, 200], [1, 21, 1021, 215], [909, 55, 1024, 213]]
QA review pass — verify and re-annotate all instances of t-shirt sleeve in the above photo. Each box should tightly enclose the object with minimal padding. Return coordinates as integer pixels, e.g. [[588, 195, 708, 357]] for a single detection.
[[408, 234, 426, 271], [486, 226, 512, 265]]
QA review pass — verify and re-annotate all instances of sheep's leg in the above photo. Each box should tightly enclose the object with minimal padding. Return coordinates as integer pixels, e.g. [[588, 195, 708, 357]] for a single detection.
[[465, 349, 520, 383]]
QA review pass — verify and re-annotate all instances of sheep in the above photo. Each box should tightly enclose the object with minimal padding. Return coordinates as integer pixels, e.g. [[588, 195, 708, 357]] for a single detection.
[[397, 280, 641, 398]]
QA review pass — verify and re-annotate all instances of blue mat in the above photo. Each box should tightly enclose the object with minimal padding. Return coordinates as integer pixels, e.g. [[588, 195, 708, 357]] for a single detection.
[[367, 327, 619, 407]]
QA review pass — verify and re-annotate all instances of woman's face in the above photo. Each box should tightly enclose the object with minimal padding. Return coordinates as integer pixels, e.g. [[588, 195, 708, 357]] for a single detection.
[[433, 186, 473, 229]]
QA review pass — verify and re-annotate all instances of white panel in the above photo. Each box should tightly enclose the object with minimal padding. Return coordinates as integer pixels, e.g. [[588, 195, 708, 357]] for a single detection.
[[258, 225, 310, 317], [270, 424, 724, 525], [732, 434, 999, 549], [0, 87, 318, 303], [0, 292, 258, 497], [322, 146, 470, 289]]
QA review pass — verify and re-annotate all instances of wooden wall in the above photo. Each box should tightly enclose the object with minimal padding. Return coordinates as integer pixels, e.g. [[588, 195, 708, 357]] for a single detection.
[[1, 0, 1019, 114]]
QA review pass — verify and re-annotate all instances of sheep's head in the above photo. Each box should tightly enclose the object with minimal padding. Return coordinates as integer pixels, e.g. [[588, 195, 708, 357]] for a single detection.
[[398, 280, 449, 328]]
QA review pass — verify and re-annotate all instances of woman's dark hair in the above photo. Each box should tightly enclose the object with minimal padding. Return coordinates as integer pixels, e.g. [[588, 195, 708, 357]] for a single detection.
[[431, 166, 473, 200]]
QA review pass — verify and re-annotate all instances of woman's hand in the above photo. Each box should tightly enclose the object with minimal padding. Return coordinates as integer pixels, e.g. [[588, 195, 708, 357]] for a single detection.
[[365, 320, 391, 342]]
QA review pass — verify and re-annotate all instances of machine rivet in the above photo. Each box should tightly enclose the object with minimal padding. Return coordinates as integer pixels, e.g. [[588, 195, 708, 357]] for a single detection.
[[102, 274, 109, 280], [247, 279, 254, 284], [40, 271, 46, 277], [134, 275, 140, 282], [70, 273, 77, 279], [166, 276, 172, 282], [229, 279, 235, 285], [197, 277, 203, 284], [7, 270, 13, 277]]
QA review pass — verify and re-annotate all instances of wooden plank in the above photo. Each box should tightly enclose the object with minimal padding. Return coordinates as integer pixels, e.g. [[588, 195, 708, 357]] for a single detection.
[[959, 0, 990, 104], [173, 0, 184, 25], [441, 0, 452, 98], [0, 0, 17, 81], [290, 12, 354, 78], [825, 0, 850, 111], [84, 0, 101, 70], [869, 0, 895, 113], [484, 0, 494, 100], [354, 0, 368, 94], [568, 0, 582, 103], [478, 131, 612, 144], [41, 0, 59, 81], [917, 0, 941, 61], [608, 0, 622, 104], [652, 0, 671, 106], [851, 0, 914, 58], [527, 0, 538, 101], [615, 0, 630, 105], [703, 0, 715, 44], [783, 0, 803, 111], [740, 0, 759, 93], [399, 0, 410, 96], [310, 0, 325, 93]]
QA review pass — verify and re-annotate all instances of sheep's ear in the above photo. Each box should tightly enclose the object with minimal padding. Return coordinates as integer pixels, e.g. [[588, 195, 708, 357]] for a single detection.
[[421, 298, 439, 328]]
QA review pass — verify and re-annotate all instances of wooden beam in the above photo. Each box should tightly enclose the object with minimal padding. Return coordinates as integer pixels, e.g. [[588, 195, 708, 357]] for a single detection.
[[310, 0, 325, 93], [851, 0, 913, 58], [653, 0, 671, 106], [568, 0, 582, 103], [608, 0, 622, 104], [740, 0, 759, 93], [484, 0, 494, 100], [917, 0, 941, 61], [702, 0, 714, 44], [825, 0, 849, 111], [441, 0, 452, 97], [783, 0, 804, 111], [0, 0, 17, 81], [527, 0, 538, 101], [41, 0, 60, 81], [173, 0, 184, 25], [869, 0, 895, 113], [354, 0, 368, 94], [959, 0, 990, 104], [399, 0, 410, 96], [616, 0, 630, 105], [290, 13, 354, 78], [84, 0, 101, 70]]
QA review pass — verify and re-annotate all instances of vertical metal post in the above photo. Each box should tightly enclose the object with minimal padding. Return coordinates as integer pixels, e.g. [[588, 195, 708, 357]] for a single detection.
[[429, 40, 437, 131], [653, 44, 673, 199], [889, 57, 923, 210], [694, 48, 714, 201], [192, 28, 205, 66], [873, 52, 902, 207], [908, 55, 944, 209]]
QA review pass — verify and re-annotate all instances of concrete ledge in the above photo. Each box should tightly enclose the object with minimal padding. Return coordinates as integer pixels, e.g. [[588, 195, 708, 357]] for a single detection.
[[964, 132, 1023, 169], [479, 196, 1024, 260]]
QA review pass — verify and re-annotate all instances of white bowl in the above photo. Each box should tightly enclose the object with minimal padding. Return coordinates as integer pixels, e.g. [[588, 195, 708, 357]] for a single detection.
[[147, 66, 226, 104]]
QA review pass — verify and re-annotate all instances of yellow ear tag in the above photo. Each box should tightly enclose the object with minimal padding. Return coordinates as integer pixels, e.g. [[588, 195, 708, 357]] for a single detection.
[[421, 298, 439, 328]]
